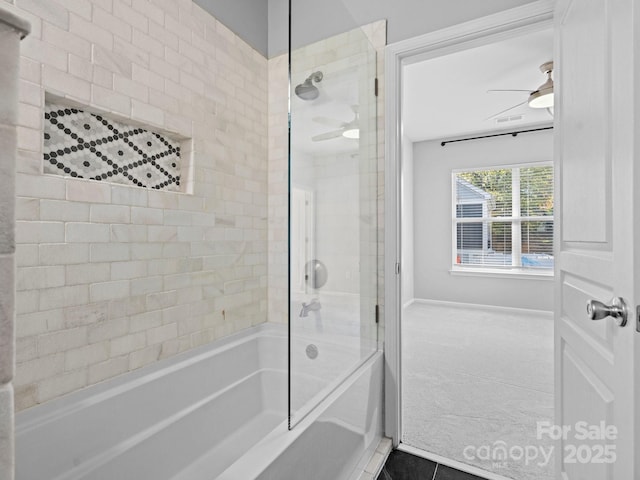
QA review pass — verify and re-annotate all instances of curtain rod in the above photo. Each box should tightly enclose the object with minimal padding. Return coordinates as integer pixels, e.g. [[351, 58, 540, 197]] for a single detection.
[[440, 126, 553, 147]]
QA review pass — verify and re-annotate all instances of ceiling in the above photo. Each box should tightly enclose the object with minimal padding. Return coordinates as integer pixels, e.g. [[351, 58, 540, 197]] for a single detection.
[[402, 28, 554, 143], [290, 27, 554, 157]]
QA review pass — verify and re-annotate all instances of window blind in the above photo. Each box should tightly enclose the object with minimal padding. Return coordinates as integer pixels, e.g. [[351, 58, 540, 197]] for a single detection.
[[453, 165, 554, 270]]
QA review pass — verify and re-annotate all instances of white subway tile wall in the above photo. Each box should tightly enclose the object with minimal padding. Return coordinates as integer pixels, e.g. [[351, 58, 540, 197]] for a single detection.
[[266, 53, 288, 325], [1, 7, 30, 479], [12, 0, 268, 410]]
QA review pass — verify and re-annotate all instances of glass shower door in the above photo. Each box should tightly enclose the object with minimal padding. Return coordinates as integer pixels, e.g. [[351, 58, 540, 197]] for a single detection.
[[288, 22, 378, 427]]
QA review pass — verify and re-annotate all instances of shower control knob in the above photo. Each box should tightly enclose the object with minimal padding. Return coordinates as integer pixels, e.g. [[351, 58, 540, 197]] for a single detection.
[[587, 297, 628, 326]]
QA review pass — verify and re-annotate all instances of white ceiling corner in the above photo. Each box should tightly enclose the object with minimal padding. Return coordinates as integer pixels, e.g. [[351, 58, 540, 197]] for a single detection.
[[402, 28, 554, 143]]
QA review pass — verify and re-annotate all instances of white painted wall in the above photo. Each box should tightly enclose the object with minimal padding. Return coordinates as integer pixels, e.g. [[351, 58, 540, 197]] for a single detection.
[[412, 129, 554, 312], [400, 134, 414, 306]]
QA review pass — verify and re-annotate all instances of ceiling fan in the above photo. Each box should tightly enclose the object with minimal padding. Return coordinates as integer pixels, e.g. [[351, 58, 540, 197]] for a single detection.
[[311, 105, 359, 142], [486, 61, 554, 119]]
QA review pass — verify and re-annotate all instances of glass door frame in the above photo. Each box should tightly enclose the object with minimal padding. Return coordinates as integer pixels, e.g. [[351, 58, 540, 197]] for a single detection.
[[287, 2, 380, 429]]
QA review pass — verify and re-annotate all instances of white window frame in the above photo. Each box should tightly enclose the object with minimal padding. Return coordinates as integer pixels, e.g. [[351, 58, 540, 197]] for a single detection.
[[451, 161, 554, 278]]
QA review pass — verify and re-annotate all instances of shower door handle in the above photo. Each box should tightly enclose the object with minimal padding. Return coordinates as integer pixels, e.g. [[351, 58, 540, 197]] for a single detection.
[[587, 297, 629, 327]]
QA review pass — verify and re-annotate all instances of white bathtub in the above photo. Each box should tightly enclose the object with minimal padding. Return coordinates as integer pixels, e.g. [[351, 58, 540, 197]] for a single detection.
[[15, 323, 383, 480]]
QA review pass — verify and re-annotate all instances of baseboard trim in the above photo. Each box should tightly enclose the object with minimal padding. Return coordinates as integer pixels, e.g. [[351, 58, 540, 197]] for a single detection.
[[402, 299, 415, 310], [406, 298, 553, 318]]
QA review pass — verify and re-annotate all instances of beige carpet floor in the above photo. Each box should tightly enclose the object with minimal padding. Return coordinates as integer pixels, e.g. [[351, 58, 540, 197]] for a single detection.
[[402, 301, 554, 480]]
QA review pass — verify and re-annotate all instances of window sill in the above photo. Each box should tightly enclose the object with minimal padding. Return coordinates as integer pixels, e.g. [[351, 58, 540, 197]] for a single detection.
[[450, 266, 554, 280]]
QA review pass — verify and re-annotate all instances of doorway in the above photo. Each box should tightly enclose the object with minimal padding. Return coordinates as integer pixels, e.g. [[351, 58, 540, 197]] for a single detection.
[[383, 3, 556, 480], [387, 1, 640, 479]]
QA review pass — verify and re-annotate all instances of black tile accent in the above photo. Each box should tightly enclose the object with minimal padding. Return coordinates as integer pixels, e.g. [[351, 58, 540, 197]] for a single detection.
[[435, 464, 486, 480], [377, 450, 490, 480], [43, 103, 181, 190], [376, 450, 437, 480]]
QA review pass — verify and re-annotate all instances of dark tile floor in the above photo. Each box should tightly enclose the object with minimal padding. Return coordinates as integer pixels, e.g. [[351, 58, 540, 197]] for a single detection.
[[377, 450, 488, 480]]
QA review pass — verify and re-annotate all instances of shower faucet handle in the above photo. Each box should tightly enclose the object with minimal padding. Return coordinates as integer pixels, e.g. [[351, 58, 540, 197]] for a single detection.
[[309, 71, 323, 83]]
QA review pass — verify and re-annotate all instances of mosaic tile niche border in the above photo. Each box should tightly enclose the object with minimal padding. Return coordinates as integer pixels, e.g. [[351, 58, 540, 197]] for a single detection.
[[43, 103, 182, 191]]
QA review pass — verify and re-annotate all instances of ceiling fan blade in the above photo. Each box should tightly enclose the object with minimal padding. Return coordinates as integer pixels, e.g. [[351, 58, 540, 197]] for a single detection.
[[486, 89, 532, 93], [312, 116, 344, 128], [312, 130, 344, 142], [485, 100, 529, 121]]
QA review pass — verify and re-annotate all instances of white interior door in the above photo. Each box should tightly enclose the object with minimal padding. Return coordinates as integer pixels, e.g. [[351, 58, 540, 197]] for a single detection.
[[555, 0, 637, 478]]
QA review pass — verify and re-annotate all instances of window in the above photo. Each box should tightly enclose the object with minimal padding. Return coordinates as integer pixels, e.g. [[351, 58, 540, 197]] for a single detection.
[[453, 164, 554, 272], [456, 204, 483, 250]]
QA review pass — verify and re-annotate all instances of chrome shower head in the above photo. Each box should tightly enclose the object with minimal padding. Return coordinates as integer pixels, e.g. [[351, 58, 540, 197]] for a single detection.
[[295, 71, 323, 101]]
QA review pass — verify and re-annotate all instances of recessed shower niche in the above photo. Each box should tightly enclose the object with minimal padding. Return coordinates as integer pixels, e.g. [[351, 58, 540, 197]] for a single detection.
[[43, 101, 191, 192]]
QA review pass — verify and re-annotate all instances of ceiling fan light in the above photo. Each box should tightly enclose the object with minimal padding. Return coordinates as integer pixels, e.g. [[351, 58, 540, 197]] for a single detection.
[[528, 65, 554, 109], [528, 86, 554, 109], [342, 128, 359, 139]]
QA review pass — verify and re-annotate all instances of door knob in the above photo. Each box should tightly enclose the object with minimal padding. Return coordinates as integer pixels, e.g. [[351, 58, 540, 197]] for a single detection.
[[586, 297, 628, 326]]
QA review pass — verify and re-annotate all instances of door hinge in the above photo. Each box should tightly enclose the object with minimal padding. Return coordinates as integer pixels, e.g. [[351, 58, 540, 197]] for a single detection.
[[375, 304, 380, 324], [395, 262, 400, 275], [374, 78, 379, 97]]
